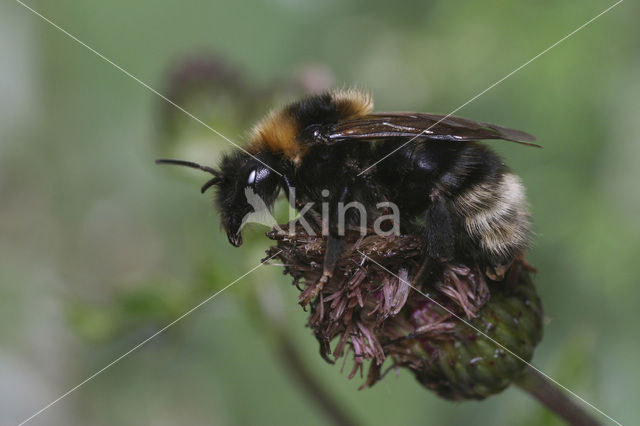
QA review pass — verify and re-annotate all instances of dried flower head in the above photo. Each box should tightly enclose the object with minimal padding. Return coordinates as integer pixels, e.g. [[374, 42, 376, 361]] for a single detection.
[[266, 222, 543, 399]]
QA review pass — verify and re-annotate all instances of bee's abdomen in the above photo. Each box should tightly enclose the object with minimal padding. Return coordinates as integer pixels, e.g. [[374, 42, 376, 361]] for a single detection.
[[454, 172, 531, 264]]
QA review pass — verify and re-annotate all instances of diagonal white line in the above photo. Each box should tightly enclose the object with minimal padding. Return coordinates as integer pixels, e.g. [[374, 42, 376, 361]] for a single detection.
[[14, 0, 282, 177], [17, 251, 282, 426], [357, 250, 622, 425], [358, 0, 624, 176]]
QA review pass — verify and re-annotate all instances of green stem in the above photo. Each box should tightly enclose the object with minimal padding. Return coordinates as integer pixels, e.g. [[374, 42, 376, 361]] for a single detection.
[[517, 366, 601, 426], [250, 285, 359, 426], [274, 329, 359, 426]]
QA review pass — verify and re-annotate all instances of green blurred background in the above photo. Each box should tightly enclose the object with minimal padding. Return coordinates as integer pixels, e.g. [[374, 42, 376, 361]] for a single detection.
[[1, 0, 638, 425]]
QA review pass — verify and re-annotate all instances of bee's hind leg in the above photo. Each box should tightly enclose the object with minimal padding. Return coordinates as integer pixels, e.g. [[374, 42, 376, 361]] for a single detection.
[[409, 194, 456, 288], [424, 192, 456, 262]]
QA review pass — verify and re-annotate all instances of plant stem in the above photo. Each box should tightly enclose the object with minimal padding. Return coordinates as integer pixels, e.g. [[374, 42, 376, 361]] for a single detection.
[[517, 366, 601, 426], [251, 284, 359, 426], [274, 329, 359, 426]]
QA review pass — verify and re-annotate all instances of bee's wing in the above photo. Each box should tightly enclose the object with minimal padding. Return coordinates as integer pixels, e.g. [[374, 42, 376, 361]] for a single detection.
[[324, 113, 539, 147]]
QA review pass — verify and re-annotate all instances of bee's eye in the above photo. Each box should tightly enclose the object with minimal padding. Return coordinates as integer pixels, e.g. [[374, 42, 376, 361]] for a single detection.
[[247, 169, 256, 185]]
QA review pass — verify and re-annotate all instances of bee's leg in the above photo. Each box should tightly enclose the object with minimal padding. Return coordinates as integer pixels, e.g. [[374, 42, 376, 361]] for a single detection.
[[299, 234, 345, 308], [299, 186, 351, 307], [300, 233, 345, 306], [411, 194, 455, 288], [412, 254, 445, 293], [424, 193, 455, 262]]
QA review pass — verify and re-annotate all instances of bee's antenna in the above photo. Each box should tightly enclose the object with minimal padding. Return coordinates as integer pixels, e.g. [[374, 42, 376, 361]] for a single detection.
[[156, 158, 219, 175], [200, 177, 221, 193], [155, 158, 222, 193]]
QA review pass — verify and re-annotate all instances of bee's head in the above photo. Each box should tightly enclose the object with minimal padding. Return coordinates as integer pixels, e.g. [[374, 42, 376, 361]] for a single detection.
[[156, 151, 280, 247]]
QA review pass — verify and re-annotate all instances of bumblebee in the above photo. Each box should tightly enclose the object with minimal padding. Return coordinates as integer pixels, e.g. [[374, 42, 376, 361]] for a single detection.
[[158, 89, 537, 304]]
